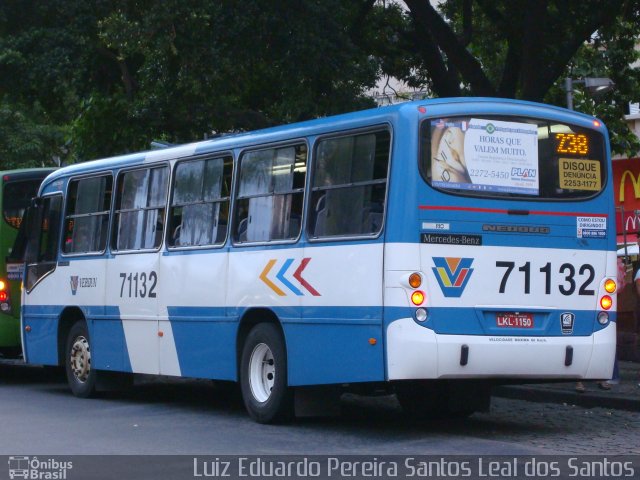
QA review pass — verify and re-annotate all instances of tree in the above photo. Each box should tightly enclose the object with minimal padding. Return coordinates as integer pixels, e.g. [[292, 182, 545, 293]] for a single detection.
[[0, 100, 65, 169], [399, 0, 632, 100], [370, 0, 640, 154], [2, 1, 639, 167], [547, 9, 640, 156], [0, 1, 379, 165]]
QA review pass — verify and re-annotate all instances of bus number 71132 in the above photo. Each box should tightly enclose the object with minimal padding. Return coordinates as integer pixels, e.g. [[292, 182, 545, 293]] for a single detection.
[[496, 261, 595, 296], [119, 271, 157, 298]]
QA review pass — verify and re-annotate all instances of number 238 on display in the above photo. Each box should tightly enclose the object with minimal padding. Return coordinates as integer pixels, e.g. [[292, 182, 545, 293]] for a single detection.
[[119, 271, 157, 298], [496, 261, 595, 296]]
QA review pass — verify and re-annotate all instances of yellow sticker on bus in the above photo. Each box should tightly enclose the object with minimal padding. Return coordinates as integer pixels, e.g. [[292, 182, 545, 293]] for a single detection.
[[558, 158, 601, 191]]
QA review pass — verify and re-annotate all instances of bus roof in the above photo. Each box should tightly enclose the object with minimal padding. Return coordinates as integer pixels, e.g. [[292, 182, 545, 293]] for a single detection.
[[1, 167, 56, 180], [40, 97, 603, 187]]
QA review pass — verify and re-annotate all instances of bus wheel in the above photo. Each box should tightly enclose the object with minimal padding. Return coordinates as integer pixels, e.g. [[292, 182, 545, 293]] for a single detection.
[[240, 323, 293, 423], [65, 321, 96, 398]]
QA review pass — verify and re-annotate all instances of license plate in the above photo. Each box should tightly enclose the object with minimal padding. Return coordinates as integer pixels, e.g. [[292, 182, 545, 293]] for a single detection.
[[496, 312, 534, 328], [7, 263, 22, 281]]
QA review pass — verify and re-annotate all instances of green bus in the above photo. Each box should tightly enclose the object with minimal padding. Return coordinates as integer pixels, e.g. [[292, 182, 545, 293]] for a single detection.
[[0, 168, 55, 358]]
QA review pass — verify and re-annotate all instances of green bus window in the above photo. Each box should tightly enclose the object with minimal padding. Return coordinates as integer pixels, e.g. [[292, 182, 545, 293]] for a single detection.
[[3, 179, 43, 229]]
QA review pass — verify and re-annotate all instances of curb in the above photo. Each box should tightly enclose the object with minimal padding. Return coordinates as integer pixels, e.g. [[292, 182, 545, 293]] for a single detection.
[[493, 385, 640, 412]]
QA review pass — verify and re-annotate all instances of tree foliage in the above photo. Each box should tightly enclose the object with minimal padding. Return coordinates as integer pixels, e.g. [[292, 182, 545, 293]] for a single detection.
[[0, 0, 377, 166], [372, 0, 640, 155], [0, 100, 66, 169], [1, 0, 639, 168]]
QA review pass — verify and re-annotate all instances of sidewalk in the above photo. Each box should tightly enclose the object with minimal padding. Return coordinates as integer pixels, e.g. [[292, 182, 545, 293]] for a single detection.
[[494, 361, 640, 412]]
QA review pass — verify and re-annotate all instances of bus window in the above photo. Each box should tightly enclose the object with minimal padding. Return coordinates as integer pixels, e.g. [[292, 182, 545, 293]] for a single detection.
[[3, 179, 44, 229], [113, 166, 168, 251], [169, 155, 233, 248], [420, 116, 606, 200], [308, 129, 390, 238], [234, 144, 307, 243], [63, 175, 112, 254], [25, 195, 62, 291]]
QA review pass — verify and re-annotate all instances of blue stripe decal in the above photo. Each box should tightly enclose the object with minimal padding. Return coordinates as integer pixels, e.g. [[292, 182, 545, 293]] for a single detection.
[[277, 259, 303, 296]]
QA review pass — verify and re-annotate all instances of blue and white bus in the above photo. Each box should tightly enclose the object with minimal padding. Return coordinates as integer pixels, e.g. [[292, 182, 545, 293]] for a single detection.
[[21, 98, 617, 423]]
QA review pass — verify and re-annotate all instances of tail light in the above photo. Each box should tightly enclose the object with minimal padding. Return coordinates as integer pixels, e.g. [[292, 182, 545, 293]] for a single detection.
[[0, 278, 10, 313], [411, 290, 425, 306], [600, 295, 613, 310], [402, 272, 429, 322], [604, 279, 616, 294]]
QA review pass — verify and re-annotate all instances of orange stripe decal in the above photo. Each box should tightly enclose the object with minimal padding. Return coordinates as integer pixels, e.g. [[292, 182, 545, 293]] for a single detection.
[[259, 259, 286, 296]]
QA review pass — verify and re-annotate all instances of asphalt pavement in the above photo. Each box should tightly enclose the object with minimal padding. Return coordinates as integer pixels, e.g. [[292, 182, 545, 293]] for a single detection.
[[2, 354, 639, 413], [494, 360, 640, 412]]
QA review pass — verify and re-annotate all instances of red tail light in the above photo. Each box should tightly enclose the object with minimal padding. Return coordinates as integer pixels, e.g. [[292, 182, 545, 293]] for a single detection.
[[0, 278, 11, 312]]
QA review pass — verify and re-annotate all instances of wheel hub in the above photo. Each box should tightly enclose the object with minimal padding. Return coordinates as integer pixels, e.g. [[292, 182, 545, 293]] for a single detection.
[[70, 335, 91, 383], [248, 343, 275, 403]]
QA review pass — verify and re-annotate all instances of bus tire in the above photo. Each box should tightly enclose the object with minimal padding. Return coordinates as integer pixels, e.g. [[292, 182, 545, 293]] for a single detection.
[[65, 321, 97, 398], [240, 323, 293, 424]]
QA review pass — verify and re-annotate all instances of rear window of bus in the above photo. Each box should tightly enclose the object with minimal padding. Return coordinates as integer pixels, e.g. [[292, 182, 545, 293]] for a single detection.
[[419, 116, 606, 200], [3, 179, 43, 229]]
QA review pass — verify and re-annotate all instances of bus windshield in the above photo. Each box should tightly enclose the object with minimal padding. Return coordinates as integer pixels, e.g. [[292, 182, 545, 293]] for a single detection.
[[420, 115, 606, 200], [3, 179, 44, 229]]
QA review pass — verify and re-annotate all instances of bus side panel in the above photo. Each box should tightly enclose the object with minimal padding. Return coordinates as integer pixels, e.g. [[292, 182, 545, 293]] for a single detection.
[[167, 307, 236, 380], [284, 319, 384, 385], [22, 305, 59, 365], [224, 243, 386, 386], [105, 253, 160, 375], [89, 306, 132, 373], [160, 251, 232, 379], [288, 243, 385, 386]]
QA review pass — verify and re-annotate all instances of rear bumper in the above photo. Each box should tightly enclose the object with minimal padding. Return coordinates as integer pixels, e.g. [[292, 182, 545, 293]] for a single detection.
[[386, 318, 615, 381]]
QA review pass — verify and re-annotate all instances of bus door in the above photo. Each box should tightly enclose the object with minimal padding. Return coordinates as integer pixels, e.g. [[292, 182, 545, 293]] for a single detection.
[[22, 194, 63, 365], [107, 166, 169, 375]]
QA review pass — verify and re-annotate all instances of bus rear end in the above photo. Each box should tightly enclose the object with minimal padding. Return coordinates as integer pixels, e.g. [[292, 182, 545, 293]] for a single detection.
[[385, 101, 616, 413], [0, 169, 54, 357]]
